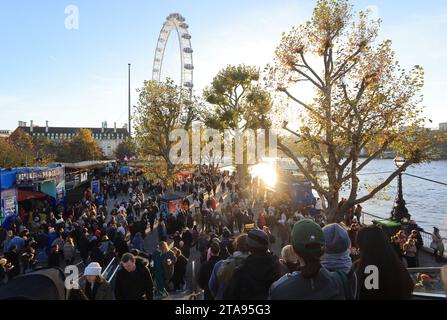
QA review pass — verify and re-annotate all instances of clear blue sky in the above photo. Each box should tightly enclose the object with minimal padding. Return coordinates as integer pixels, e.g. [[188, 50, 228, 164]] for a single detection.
[[0, 0, 446, 131]]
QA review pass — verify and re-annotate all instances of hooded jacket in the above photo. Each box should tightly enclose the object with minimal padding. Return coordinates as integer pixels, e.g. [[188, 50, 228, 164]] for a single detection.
[[223, 251, 282, 300], [269, 266, 347, 300], [209, 251, 249, 300]]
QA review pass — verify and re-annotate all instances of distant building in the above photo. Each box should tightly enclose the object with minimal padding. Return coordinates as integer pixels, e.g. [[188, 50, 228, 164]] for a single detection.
[[0, 130, 11, 138], [439, 123, 447, 131], [16, 120, 129, 158]]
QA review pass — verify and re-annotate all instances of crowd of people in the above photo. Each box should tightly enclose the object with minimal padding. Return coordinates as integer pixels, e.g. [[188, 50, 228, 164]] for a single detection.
[[1, 163, 446, 300]]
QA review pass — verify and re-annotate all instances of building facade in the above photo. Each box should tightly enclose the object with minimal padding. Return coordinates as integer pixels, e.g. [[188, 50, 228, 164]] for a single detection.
[[17, 121, 129, 158], [0, 130, 11, 138], [439, 123, 447, 131]]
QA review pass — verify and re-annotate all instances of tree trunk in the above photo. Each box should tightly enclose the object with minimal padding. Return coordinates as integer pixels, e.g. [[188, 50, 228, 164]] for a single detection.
[[167, 162, 175, 191], [325, 193, 341, 223]]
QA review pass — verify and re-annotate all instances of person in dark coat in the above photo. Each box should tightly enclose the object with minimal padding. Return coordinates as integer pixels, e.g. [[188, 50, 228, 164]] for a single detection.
[[186, 211, 194, 229], [177, 211, 186, 231], [181, 228, 193, 258], [114, 253, 154, 300], [114, 232, 129, 259], [198, 241, 222, 300], [160, 241, 177, 291], [157, 219, 167, 242], [4, 245, 20, 279], [166, 214, 177, 235], [171, 247, 188, 291], [224, 229, 282, 300], [170, 231, 182, 249], [148, 207, 157, 232], [78, 231, 91, 263], [219, 228, 233, 260], [48, 244, 60, 268], [90, 241, 105, 267]]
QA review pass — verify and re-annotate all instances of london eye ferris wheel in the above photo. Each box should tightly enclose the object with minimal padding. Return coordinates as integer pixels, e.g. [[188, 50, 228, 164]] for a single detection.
[[152, 13, 194, 92]]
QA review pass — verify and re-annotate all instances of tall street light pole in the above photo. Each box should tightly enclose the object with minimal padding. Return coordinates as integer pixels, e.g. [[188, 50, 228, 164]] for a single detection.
[[128, 63, 132, 137], [393, 156, 410, 223]]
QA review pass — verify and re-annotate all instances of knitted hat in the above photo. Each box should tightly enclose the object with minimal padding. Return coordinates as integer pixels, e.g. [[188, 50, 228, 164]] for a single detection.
[[84, 262, 102, 276], [322, 223, 351, 254], [246, 229, 269, 251], [292, 219, 325, 253]]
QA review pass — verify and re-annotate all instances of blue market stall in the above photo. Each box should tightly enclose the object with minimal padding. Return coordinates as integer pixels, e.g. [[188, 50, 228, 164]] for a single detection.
[[0, 170, 19, 226], [0, 165, 65, 227]]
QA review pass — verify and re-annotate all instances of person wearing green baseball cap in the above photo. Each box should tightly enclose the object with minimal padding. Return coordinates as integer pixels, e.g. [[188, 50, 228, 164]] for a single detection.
[[269, 219, 349, 300]]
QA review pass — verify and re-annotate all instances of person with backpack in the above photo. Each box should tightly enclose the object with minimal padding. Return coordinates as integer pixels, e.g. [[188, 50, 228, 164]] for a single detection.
[[223, 229, 282, 300], [269, 219, 348, 300], [219, 228, 233, 260], [209, 234, 249, 300]]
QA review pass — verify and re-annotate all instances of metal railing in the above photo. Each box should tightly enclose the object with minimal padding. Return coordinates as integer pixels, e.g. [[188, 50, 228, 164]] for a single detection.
[[361, 211, 387, 225], [108, 264, 121, 283], [102, 257, 117, 280]]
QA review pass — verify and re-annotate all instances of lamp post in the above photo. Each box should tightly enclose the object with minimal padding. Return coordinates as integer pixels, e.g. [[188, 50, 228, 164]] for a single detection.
[[393, 156, 410, 223]]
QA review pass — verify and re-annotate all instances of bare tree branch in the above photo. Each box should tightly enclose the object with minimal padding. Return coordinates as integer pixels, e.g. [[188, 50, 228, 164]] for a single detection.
[[291, 65, 324, 91], [332, 46, 363, 81], [300, 52, 325, 87], [354, 161, 413, 204], [278, 140, 330, 199]]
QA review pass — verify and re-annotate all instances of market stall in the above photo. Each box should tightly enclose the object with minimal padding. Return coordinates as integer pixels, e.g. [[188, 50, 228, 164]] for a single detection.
[[0, 165, 65, 227], [159, 193, 185, 218]]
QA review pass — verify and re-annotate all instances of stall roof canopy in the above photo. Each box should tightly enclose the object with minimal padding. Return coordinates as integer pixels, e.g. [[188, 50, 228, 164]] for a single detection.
[[18, 190, 47, 202], [373, 219, 402, 228], [1, 165, 64, 190], [56, 160, 116, 170], [1, 164, 63, 173]]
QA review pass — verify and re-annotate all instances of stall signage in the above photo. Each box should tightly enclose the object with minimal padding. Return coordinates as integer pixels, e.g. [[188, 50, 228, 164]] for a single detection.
[[16, 168, 62, 183]]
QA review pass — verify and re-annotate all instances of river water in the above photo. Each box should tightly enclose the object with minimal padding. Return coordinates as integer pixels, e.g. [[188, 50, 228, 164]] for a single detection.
[[224, 158, 447, 235]]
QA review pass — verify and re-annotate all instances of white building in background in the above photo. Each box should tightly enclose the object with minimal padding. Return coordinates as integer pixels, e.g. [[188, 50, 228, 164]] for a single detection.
[[439, 123, 447, 131], [16, 120, 130, 159]]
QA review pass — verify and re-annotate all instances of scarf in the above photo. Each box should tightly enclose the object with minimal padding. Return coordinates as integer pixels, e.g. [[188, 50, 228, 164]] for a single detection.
[[321, 250, 352, 274]]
